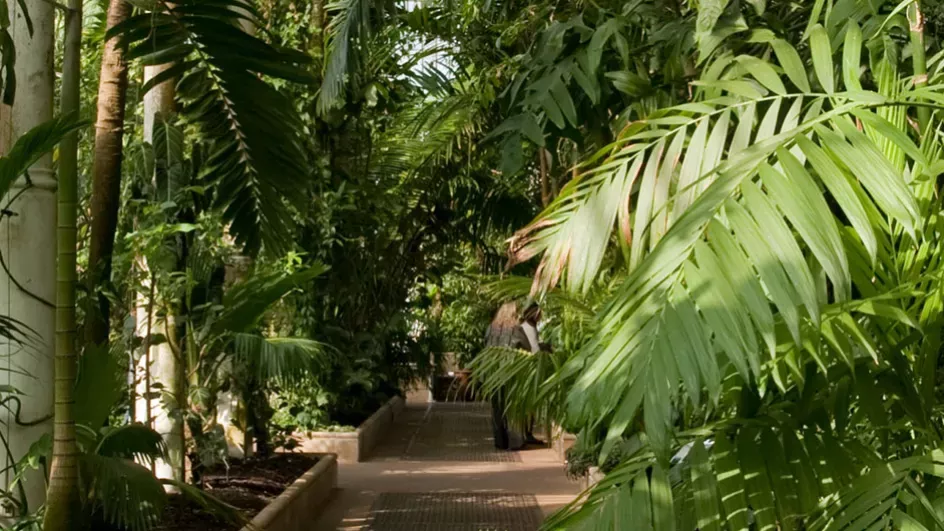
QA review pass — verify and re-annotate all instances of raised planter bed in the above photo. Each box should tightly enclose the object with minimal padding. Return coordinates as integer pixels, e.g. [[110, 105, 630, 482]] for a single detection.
[[294, 395, 405, 462], [156, 453, 337, 531], [239, 454, 338, 531]]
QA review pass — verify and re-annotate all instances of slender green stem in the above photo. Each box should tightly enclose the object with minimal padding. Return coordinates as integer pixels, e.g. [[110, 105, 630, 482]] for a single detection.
[[909, 1, 931, 134]]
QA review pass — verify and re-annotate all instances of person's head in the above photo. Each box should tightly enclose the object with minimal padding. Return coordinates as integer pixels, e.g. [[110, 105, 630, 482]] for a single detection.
[[522, 302, 541, 326], [491, 301, 520, 329]]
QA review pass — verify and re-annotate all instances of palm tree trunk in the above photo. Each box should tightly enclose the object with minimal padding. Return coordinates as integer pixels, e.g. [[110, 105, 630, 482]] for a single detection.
[[43, 0, 82, 528], [85, 0, 133, 346]]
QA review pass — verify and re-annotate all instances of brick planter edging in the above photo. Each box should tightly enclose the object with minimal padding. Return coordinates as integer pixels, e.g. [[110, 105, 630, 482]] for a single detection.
[[239, 453, 338, 531], [295, 395, 405, 463]]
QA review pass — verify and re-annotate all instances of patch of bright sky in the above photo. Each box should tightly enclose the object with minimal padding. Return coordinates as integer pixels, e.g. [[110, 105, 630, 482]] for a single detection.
[[401, 0, 459, 93]]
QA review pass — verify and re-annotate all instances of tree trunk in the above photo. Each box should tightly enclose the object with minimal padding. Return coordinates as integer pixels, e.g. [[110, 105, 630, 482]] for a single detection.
[[311, 0, 325, 65], [0, 0, 56, 513], [85, 0, 133, 347], [539, 148, 551, 207], [43, 0, 82, 527]]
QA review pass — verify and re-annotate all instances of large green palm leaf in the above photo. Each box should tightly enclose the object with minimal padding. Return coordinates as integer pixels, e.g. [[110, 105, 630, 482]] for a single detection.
[[544, 431, 944, 531], [318, 0, 396, 113], [110, 0, 315, 256], [513, 23, 935, 458]]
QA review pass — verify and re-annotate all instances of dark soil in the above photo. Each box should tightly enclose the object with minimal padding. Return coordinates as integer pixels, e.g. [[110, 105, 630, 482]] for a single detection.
[[156, 453, 318, 531]]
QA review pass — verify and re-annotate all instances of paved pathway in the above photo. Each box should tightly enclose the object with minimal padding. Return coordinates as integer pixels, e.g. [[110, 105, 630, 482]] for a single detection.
[[312, 400, 580, 530]]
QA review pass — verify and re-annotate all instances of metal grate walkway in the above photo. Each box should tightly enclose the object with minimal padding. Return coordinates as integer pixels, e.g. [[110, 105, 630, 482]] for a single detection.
[[371, 402, 520, 463], [363, 492, 543, 531]]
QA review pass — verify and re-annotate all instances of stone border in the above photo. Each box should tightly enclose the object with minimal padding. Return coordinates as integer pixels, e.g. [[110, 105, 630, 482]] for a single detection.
[[295, 395, 405, 463], [579, 466, 605, 491], [239, 453, 338, 531], [551, 424, 577, 463]]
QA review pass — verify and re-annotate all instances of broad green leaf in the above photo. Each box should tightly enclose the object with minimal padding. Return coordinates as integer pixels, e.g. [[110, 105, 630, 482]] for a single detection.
[[796, 136, 877, 262], [651, 128, 686, 246], [693, 241, 761, 375], [650, 463, 675, 531], [630, 139, 666, 269], [700, 110, 730, 192], [587, 18, 618, 74], [736, 55, 787, 95], [707, 221, 775, 360], [842, 21, 863, 91], [690, 440, 723, 531], [737, 428, 778, 531], [551, 75, 578, 126], [771, 39, 811, 92], [818, 123, 920, 239], [712, 435, 751, 531], [810, 24, 834, 93], [725, 201, 800, 343], [730, 103, 756, 156], [764, 152, 850, 300], [631, 470, 654, 531], [0, 113, 86, 198], [740, 182, 819, 323], [684, 258, 751, 380], [672, 118, 710, 219], [696, 0, 732, 37]]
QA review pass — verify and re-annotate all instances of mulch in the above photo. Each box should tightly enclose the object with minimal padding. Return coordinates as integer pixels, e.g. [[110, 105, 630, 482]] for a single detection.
[[156, 453, 318, 531]]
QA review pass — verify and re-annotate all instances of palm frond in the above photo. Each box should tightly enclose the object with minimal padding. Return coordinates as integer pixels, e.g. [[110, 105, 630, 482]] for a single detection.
[[231, 334, 333, 383], [211, 264, 328, 336], [94, 425, 167, 464], [79, 455, 166, 531], [468, 346, 567, 432], [510, 29, 932, 457], [482, 275, 596, 318], [318, 0, 395, 113], [110, 0, 316, 255], [74, 343, 124, 429], [0, 113, 86, 199], [544, 433, 944, 531]]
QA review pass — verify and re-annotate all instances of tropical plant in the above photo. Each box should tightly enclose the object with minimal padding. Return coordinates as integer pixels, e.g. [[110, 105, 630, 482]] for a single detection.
[[73, 346, 242, 531], [111, 0, 316, 256], [478, 0, 944, 528]]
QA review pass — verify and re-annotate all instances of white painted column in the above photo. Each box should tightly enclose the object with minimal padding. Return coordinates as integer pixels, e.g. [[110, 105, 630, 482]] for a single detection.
[[0, 0, 56, 514], [135, 63, 184, 483]]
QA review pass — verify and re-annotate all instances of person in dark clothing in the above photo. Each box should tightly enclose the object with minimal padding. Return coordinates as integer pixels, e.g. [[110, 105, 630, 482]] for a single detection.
[[484, 301, 529, 450], [519, 302, 545, 445]]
